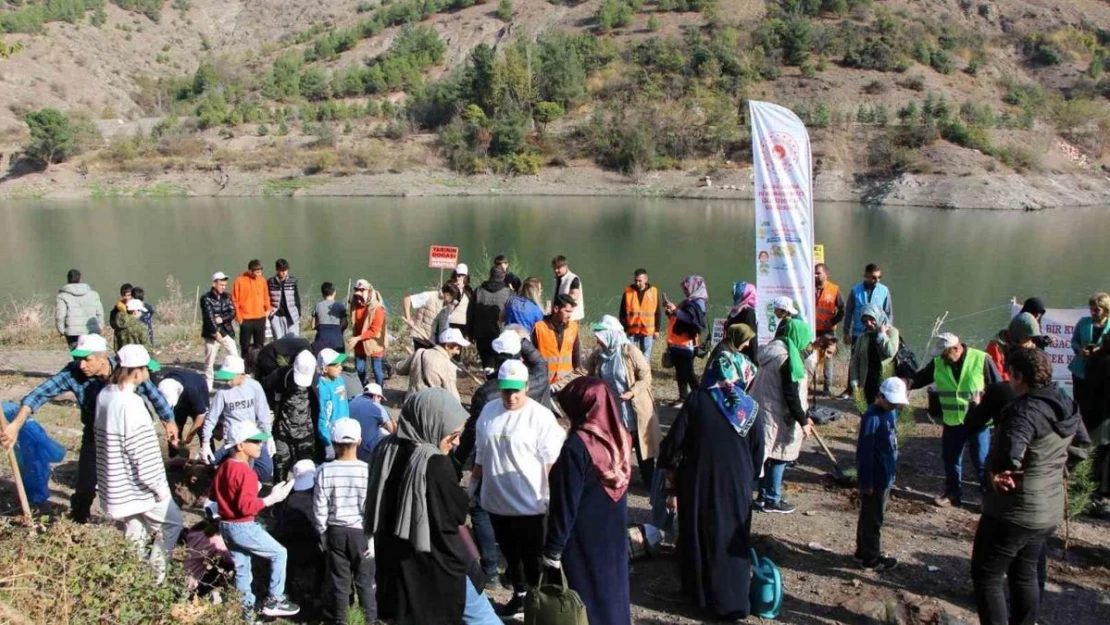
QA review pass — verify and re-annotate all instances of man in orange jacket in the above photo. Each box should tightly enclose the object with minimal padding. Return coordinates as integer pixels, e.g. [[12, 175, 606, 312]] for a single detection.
[[232, 259, 272, 364]]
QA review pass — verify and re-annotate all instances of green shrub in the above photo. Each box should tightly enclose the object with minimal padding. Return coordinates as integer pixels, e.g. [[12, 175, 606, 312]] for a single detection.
[[1021, 34, 1064, 67], [647, 15, 660, 32], [533, 101, 565, 132], [930, 49, 954, 74], [112, 0, 165, 22], [509, 152, 542, 175], [23, 108, 76, 165], [496, 0, 513, 21], [596, 0, 633, 34], [299, 67, 331, 101], [1, 0, 103, 34]]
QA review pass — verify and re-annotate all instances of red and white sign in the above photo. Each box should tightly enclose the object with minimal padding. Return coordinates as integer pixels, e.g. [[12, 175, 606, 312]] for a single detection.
[[428, 245, 459, 269]]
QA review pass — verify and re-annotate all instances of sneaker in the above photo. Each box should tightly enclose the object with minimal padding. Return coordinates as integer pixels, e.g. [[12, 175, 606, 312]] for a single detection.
[[261, 597, 301, 617], [496, 593, 526, 621], [752, 497, 765, 512], [763, 500, 797, 514], [933, 495, 960, 508], [861, 556, 898, 571]]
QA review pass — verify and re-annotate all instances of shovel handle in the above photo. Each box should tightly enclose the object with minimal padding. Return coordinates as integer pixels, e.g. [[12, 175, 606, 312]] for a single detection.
[[810, 426, 841, 471], [5, 446, 32, 525]]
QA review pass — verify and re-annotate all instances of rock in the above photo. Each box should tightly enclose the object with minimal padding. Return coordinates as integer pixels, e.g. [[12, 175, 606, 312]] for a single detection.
[[804, 510, 816, 516], [807, 542, 829, 552], [927, 565, 940, 573], [851, 579, 861, 588]]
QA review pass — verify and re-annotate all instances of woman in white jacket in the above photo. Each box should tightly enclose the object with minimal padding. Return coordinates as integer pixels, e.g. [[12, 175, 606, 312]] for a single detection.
[[94, 344, 182, 583]]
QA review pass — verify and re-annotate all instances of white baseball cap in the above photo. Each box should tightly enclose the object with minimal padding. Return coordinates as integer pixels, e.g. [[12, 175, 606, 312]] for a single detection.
[[292, 350, 316, 387], [498, 359, 529, 391], [879, 377, 909, 405], [492, 330, 522, 355], [214, 355, 245, 381], [117, 344, 160, 372], [158, 378, 184, 408], [331, 418, 362, 444], [211, 271, 229, 282], [354, 279, 371, 290], [70, 334, 108, 358], [438, 328, 471, 347], [291, 459, 317, 492], [125, 299, 148, 313], [318, 348, 347, 369], [224, 421, 271, 448], [929, 332, 961, 358], [772, 296, 799, 316], [363, 382, 384, 397], [455, 263, 469, 275]]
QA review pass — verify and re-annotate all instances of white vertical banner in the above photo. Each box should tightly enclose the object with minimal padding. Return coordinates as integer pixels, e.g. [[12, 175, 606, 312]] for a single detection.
[[750, 100, 815, 345]]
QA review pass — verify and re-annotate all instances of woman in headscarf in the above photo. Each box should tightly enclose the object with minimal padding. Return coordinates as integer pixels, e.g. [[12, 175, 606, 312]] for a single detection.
[[656, 346, 765, 621], [581, 314, 662, 487], [848, 303, 901, 406], [544, 378, 632, 625], [707, 321, 759, 377], [749, 317, 814, 515], [665, 276, 709, 407], [726, 281, 758, 363], [366, 388, 501, 625]]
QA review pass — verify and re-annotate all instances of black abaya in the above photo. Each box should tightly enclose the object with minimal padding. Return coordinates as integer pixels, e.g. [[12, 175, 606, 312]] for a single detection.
[[659, 388, 765, 619]]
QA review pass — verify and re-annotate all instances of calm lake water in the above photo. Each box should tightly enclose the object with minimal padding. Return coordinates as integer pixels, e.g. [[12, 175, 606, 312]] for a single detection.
[[1, 197, 1106, 353]]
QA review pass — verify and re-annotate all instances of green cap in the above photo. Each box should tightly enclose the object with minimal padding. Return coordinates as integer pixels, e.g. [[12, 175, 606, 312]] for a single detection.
[[146, 359, 161, 373], [591, 322, 608, 332]]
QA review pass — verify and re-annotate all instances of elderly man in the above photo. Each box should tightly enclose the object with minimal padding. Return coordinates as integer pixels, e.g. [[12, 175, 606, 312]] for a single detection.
[[1, 334, 177, 521], [407, 328, 470, 401], [910, 332, 1002, 507]]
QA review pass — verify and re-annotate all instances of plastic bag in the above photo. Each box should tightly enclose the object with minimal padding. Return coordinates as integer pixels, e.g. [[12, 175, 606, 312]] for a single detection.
[[4, 401, 67, 505]]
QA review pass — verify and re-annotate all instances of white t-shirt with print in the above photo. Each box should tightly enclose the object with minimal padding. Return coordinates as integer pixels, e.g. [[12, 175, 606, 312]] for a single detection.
[[475, 398, 566, 517]]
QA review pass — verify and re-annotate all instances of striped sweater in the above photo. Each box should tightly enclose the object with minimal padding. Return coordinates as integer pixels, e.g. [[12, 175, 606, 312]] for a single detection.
[[313, 459, 369, 534], [95, 385, 170, 519]]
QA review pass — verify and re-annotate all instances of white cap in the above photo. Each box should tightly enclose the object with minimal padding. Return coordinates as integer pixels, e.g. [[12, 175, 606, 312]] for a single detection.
[[331, 418, 361, 444], [70, 334, 109, 357], [291, 459, 317, 492], [292, 350, 315, 388], [224, 421, 270, 448], [214, 355, 246, 381], [498, 359, 530, 390], [597, 314, 623, 332], [438, 328, 471, 347], [318, 348, 347, 369], [117, 344, 152, 368], [930, 332, 961, 358], [203, 500, 220, 520], [158, 378, 184, 408], [363, 382, 384, 397], [125, 299, 147, 313], [455, 263, 469, 275], [772, 296, 799, 316], [212, 271, 229, 282], [354, 279, 370, 290], [492, 330, 522, 355], [879, 377, 909, 405]]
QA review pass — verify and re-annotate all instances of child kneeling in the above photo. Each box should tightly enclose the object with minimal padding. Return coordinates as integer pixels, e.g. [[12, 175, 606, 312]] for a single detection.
[[855, 377, 908, 571], [314, 418, 376, 624]]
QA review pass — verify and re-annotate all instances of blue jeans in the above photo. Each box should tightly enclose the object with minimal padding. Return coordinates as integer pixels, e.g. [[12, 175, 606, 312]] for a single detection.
[[469, 502, 500, 577], [648, 465, 674, 534], [629, 334, 654, 358], [463, 579, 501, 625], [759, 458, 789, 504], [356, 355, 383, 387], [220, 521, 288, 613], [942, 423, 991, 501]]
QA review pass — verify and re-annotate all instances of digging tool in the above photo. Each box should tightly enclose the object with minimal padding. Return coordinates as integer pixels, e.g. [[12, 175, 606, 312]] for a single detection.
[[5, 446, 32, 525], [810, 426, 855, 487], [400, 335, 486, 386]]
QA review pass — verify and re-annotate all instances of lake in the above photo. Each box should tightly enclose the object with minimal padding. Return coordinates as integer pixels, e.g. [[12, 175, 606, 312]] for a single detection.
[[1, 197, 1105, 354]]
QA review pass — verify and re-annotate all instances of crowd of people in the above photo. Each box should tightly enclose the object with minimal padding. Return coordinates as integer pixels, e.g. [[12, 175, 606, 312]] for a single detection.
[[0, 256, 1106, 625]]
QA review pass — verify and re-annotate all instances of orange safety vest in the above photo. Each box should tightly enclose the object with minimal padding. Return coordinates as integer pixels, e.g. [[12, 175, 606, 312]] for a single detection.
[[534, 320, 579, 382], [815, 282, 840, 334], [623, 286, 659, 336], [666, 315, 699, 349]]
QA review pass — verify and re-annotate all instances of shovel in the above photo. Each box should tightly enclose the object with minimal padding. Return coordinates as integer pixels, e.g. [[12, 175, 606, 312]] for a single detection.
[[810, 425, 856, 487]]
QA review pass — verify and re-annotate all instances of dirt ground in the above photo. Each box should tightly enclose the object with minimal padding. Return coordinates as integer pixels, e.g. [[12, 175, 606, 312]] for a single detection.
[[1, 342, 1108, 625]]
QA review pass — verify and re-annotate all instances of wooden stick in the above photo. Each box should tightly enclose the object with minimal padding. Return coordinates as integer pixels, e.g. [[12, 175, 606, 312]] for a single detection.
[[810, 427, 845, 479], [5, 446, 32, 525]]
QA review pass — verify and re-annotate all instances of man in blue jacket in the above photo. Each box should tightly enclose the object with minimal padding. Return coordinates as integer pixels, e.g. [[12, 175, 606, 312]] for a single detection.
[[855, 377, 908, 571]]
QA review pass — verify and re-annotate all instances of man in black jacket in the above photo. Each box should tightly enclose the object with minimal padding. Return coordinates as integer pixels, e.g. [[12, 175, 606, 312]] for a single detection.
[[268, 258, 303, 340], [200, 271, 237, 390], [469, 266, 514, 371], [261, 350, 319, 482]]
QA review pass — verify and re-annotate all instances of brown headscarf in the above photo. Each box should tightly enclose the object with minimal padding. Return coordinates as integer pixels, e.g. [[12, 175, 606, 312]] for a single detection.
[[558, 377, 633, 502]]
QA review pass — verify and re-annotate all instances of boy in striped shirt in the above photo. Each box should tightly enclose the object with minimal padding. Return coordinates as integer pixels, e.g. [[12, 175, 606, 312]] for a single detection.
[[313, 418, 374, 624], [94, 345, 182, 584]]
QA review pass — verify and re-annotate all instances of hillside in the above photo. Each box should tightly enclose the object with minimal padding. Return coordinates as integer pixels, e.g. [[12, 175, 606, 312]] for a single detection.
[[4, 0, 1110, 207]]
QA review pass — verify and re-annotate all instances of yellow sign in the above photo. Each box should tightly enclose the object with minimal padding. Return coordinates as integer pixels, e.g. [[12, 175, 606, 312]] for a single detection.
[[814, 244, 825, 265]]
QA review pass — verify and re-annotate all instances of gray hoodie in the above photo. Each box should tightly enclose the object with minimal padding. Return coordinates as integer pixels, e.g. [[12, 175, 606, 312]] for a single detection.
[[56, 283, 105, 336], [202, 378, 272, 446]]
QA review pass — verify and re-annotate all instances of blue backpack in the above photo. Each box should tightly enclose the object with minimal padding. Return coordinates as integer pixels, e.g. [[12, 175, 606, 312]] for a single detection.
[[750, 549, 783, 619]]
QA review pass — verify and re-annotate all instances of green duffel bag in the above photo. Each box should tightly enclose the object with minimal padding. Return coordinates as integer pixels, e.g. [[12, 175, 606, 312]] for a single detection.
[[523, 567, 589, 625]]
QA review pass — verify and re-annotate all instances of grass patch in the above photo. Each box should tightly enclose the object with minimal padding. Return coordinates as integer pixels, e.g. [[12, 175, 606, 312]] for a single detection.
[[132, 183, 187, 198], [88, 183, 123, 199], [262, 176, 321, 196]]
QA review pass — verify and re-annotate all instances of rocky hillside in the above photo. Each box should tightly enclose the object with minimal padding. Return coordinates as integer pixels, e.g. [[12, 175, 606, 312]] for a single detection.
[[3, 0, 1110, 205]]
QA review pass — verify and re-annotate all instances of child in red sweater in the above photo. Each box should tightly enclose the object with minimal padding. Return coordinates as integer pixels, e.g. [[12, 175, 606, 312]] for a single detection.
[[211, 421, 299, 621]]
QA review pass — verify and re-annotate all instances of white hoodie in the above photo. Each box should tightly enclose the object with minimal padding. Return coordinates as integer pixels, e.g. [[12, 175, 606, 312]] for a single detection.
[[95, 384, 170, 519]]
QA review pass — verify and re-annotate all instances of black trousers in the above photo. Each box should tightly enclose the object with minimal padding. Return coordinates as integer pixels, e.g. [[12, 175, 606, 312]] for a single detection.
[[476, 338, 497, 370], [239, 318, 267, 364], [631, 431, 654, 488], [670, 347, 698, 400], [489, 513, 545, 594], [65, 335, 81, 349], [70, 422, 98, 522], [323, 526, 375, 625], [855, 488, 889, 562], [273, 434, 316, 483], [971, 515, 1054, 625]]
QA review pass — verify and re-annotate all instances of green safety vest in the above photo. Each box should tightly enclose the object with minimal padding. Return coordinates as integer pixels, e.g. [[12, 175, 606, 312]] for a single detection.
[[933, 348, 988, 426]]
